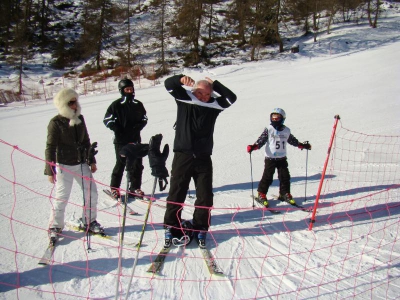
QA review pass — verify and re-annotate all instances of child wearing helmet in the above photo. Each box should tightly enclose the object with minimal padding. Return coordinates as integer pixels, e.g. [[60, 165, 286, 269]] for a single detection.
[[247, 108, 311, 208]]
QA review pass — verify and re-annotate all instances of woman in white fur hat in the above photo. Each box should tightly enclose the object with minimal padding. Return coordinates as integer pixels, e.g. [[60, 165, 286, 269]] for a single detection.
[[44, 87, 102, 242]]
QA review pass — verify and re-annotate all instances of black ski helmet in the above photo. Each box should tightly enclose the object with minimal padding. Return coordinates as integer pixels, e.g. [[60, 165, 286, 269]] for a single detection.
[[118, 78, 134, 96]]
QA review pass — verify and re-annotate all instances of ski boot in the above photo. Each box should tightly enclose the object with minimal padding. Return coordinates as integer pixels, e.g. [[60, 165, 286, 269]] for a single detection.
[[129, 189, 146, 201], [110, 188, 121, 201], [164, 226, 173, 248], [88, 220, 105, 234], [195, 230, 207, 249], [79, 218, 105, 235], [48, 227, 62, 245], [256, 192, 269, 208], [279, 193, 296, 206]]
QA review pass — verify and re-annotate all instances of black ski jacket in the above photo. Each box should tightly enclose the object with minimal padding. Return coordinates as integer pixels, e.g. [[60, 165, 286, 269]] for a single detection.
[[103, 97, 147, 144], [165, 74, 237, 156]]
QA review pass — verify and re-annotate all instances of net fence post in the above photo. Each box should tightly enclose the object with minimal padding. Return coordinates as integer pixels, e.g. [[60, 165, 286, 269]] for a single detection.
[[308, 115, 340, 230]]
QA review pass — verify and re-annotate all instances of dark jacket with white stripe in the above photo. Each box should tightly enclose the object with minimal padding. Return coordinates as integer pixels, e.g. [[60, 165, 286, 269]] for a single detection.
[[103, 97, 147, 144], [165, 74, 237, 156]]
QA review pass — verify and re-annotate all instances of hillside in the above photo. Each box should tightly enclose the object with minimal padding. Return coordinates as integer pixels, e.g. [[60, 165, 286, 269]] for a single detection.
[[1, 0, 399, 103]]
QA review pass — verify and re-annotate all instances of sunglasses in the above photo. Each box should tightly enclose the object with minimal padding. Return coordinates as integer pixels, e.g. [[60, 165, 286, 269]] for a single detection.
[[68, 100, 77, 106]]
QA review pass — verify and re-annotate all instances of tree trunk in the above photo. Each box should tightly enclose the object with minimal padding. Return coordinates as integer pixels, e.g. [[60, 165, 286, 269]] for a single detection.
[[127, 0, 132, 66], [367, 0, 373, 27], [275, 0, 283, 53], [160, 0, 167, 74], [18, 55, 23, 95], [96, 0, 107, 70], [372, 0, 380, 28]]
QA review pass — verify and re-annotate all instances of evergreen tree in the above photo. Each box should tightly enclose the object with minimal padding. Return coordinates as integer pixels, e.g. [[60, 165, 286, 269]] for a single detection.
[[79, 0, 115, 70]]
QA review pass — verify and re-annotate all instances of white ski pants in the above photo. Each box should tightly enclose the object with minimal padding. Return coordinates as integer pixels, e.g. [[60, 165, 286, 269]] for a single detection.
[[48, 163, 98, 229]]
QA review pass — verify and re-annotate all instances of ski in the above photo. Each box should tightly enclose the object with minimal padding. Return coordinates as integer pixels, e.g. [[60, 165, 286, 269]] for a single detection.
[[146, 246, 172, 274], [65, 221, 138, 246], [126, 190, 167, 209], [38, 238, 58, 265], [199, 246, 224, 276], [138, 197, 167, 209], [103, 189, 166, 209], [103, 189, 138, 215], [251, 195, 281, 214], [272, 194, 312, 212]]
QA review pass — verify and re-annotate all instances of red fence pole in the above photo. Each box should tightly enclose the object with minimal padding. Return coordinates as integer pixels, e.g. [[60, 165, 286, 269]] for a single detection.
[[308, 115, 340, 230]]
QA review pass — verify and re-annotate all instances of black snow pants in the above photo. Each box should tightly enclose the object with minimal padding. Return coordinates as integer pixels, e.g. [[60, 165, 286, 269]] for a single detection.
[[164, 152, 213, 231], [257, 157, 291, 196]]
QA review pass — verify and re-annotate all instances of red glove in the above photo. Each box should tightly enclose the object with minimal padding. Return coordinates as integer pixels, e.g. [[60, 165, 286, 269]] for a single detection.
[[247, 144, 259, 153], [298, 142, 311, 150]]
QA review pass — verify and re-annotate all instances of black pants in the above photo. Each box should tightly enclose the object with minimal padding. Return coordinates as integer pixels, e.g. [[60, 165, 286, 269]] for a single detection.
[[110, 143, 143, 192], [257, 157, 291, 196], [164, 152, 213, 231]]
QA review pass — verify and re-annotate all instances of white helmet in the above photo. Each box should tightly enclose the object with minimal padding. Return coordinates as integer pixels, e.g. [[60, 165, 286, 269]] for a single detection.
[[270, 108, 286, 124]]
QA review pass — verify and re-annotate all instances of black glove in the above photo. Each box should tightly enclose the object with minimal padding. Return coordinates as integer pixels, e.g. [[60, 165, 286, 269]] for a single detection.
[[109, 122, 122, 133], [133, 117, 148, 131], [148, 134, 169, 191], [298, 141, 311, 150], [120, 143, 149, 170], [87, 142, 98, 165]]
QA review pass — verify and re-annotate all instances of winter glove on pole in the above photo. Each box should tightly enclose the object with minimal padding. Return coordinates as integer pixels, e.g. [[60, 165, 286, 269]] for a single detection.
[[247, 144, 259, 153], [298, 141, 312, 150], [87, 142, 98, 165], [148, 134, 169, 191], [120, 143, 149, 170]]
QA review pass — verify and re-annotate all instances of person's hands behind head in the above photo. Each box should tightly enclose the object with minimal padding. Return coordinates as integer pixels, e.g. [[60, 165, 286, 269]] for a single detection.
[[180, 76, 195, 87]]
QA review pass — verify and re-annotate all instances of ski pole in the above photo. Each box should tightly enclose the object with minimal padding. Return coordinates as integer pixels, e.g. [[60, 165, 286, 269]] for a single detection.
[[87, 171, 93, 251], [80, 163, 91, 250], [85, 142, 98, 250], [304, 141, 310, 202], [115, 169, 131, 298], [250, 153, 255, 208], [124, 176, 157, 300]]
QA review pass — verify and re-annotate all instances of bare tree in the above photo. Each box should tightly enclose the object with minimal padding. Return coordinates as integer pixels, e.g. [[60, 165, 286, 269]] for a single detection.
[[366, 0, 381, 28], [127, 0, 132, 66], [326, 0, 340, 34], [227, 0, 252, 46], [150, 0, 172, 75], [248, 0, 278, 61], [272, 0, 284, 52], [0, 0, 21, 54], [170, 0, 206, 66], [6, 0, 34, 95]]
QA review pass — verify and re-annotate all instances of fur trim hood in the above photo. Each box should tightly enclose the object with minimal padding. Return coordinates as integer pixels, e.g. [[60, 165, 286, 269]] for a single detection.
[[53, 88, 82, 126]]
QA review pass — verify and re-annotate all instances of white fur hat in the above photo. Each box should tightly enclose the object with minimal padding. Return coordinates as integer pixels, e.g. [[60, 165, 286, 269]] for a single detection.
[[53, 88, 81, 126]]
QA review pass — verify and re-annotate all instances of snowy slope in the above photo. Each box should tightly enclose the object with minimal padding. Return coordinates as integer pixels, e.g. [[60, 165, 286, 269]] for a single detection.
[[0, 7, 400, 300]]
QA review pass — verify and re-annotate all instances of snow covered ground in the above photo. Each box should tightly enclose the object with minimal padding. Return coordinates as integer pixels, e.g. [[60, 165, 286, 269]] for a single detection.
[[0, 5, 400, 300]]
